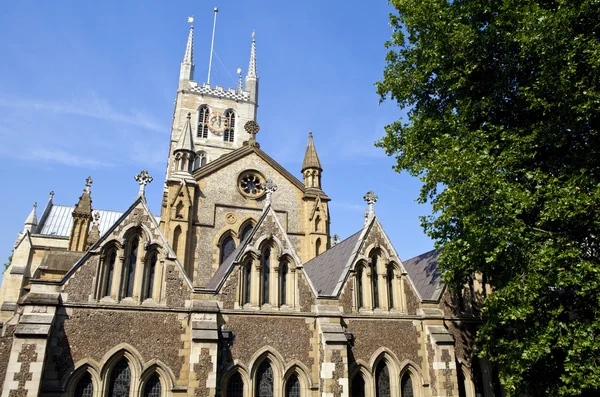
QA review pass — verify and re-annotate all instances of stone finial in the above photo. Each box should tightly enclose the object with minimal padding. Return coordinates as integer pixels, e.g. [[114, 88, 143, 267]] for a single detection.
[[135, 170, 153, 198], [87, 211, 101, 248], [24, 202, 38, 232], [84, 176, 93, 193], [364, 190, 378, 216], [260, 179, 278, 206], [49, 191, 55, 201], [333, 234, 340, 245], [244, 120, 260, 148]]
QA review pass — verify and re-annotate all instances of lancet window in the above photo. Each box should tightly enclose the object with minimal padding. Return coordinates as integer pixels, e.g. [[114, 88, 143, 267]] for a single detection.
[[280, 261, 288, 306], [376, 361, 391, 397], [351, 374, 366, 397], [262, 248, 271, 305], [227, 372, 244, 397], [224, 109, 235, 142], [401, 372, 414, 397], [109, 359, 131, 397], [74, 373, 94, 397], [143, 375, 161, 397], [357, 266, 364, 308], [220, 235, 236, 265], [387, 266, 395, 309], [241, 223, 254, 241], [143, 250, 158, 300], [244, 258, 252, 305], [372, 255, 380, 309], [256, 361, 274, 397], [286, 374, 301, 397], [198, 106, 209, 138], [103, 250, 117, 298], [124, 237, 139, 298]]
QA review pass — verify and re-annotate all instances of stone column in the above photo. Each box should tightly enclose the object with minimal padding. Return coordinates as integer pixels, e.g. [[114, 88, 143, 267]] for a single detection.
[[426, 325, 459, 397], [317, 307, 349, 397], [1, 306, 56, 397], [188, 301, 220, 397]]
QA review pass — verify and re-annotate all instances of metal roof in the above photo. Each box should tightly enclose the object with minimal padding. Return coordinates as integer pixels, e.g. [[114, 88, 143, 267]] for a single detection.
[[37, 204, 159, 237]]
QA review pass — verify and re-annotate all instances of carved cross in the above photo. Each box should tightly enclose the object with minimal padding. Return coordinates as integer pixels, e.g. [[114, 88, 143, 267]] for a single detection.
[[134, 170, 153, 197], [244, 120, 260, 142], [261, 178, 278, 206], [85, 176, 93, 192], [363, 190, 378, 218]]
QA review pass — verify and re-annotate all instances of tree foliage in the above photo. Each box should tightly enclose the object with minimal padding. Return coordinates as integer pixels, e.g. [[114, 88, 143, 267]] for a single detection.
[[377, 0, 600, 395]]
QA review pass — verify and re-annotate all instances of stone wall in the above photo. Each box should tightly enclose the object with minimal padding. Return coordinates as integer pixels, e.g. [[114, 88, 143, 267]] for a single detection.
[[62, 257, 97, 303], [49, 308, 187, 383], [165, 264, 188, 307], [223, 315, 314, 371], [346, 319, 421, 367], [9, 343, 38, 397], [297, 272, 314, 313], [404, 279, 420, 315], [0, 325, 16, 391]]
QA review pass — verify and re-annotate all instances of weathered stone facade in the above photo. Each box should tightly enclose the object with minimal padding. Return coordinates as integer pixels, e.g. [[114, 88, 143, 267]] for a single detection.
[[0, 18, 496, 397]]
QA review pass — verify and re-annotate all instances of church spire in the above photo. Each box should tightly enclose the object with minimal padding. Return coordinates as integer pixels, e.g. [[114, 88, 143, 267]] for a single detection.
[[179, 19, 195, 82], [301, 132, 323, 189], [23, 202, 38, 233], [245, 31, 259, 104], [172, 113, 196, 174]]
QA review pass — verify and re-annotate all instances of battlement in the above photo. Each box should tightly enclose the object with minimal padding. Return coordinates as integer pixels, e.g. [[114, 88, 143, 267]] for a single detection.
[[186, 82, 251, 102]]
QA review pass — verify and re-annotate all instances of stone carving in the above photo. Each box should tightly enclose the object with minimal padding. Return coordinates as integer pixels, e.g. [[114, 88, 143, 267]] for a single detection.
[[134, 170, 153, 197], [260, 179, 278, 205], [225, 212, 237, 224]]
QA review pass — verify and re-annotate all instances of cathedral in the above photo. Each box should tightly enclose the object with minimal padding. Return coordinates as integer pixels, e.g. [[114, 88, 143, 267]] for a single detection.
[[0, 20, 498, 397]]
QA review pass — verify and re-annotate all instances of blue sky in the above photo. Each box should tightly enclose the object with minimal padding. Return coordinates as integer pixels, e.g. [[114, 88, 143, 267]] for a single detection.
[[0, 1, 433, 280]]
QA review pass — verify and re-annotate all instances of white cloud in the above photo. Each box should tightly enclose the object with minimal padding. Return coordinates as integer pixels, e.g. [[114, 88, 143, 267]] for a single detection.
[[4, 146, 115, 168]]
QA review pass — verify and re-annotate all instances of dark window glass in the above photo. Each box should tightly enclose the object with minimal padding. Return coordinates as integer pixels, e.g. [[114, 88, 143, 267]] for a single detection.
[[201, 156, 207, 166], [357, 267, 364, 308], [351, 374, 365, 397], [244, 260, 252, 304], [262, 248, 270, 304], [227, 372, 244, 397], [125, 238, 138, 298], [315, 239, 321, 257], [387, 267, 394, 309], [401, 373, 414, 397], [104, 251, 116, 297], [224, 110, 235, 142], [221, 236, 236, 265], [372, 256, 379, 308], [286, 374, 300, 397], [376, 361, 390, 397], [241, 224, 254, 241], [109, 359, 131, 397], [198, 106, 209, 138], [173, 227, 181, 256], [143, 375, 161, 397], [74, 373, 93, 397], [144, 252, 157, 300], [256, 361, 274, 397], [280, 261, 288, 306]]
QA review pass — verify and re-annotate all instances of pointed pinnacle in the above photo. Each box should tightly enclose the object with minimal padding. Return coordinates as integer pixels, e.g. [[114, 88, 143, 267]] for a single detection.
[[247, 31, 257, 78], [183, 24, 194, 64], [301, 131, 322, 172]]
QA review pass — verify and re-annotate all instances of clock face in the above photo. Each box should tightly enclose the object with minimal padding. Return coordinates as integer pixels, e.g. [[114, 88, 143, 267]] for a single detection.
[[209, 111, 225, 135]]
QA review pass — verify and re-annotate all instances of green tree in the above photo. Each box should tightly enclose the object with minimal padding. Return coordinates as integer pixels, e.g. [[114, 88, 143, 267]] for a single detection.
[[377, 0, 600, 395]]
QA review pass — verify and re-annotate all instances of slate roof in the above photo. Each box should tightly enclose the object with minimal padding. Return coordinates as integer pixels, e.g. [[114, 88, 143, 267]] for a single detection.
[[36, 204, 159, 237], [303, 230, 362, 296], [402, 249, 444, 301]]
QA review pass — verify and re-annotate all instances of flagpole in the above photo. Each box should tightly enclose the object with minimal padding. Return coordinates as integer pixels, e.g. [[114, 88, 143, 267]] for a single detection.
[[207, 7, 218, 84]]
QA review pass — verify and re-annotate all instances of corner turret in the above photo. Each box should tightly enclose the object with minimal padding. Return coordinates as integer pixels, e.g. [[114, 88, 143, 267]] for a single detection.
[[68, 176, 93, 252], [301, 132, 323, 189], [23, 202, 38, 233]]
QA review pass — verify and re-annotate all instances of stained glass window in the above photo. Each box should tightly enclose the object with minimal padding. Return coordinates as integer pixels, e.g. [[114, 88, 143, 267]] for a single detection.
[[144, 252, 157, 300], [241, 224, 254, 242], [262, 248, 270, 304], [224, 110, 235, 142], [401, 373, 414, 397], [198, 106, 209, 138], [244, 260, 252, 304], [372, 256, 379, 308], [387, 267, 395, 309], [104, 251, 116, 297], [144, 375, 161, 397], [109, 359, 131, 397], [286, 374, 300, 397], [221, 236, 236, 265], [280, 261, 288, 306], [351, 374, 365, 397], [125, 238, 138, 298], [357, 267, 364, 308], [227, 372, 244, 397], [74, 373, 93, 397], [256, 361, 274, 397], [376, 361, 390, 397]]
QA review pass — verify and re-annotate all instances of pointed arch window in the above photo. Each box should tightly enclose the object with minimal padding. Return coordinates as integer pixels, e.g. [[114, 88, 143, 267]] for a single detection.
[[143, 375, 161, 397], [244, 258, 252, 304], [224, 109, 235, 142], [220, 235, 236, 265], [256, 361, 274, 397], [104, 250, 117, 297], [376, 361, 390, 397], [286, 374, 301, 397], [401, 372, 414, 397], [387, 267, 395, 309], [372, 256, 380, 309], [124, 237, 139, 298], [357, 266, 364, 308], [143, 251, 158, 300], [109, 359, 131, 397], [173, 226, 182, 257], [198, 106, 209, 138], [227, 372, 244, 397], [280, 260, 288, 306], [241, 223, 254, 242], [315, 238, 321, 257], [351, 374, 365, 397], [262, 248, 271, 305], [74, 373, 93, 397]]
